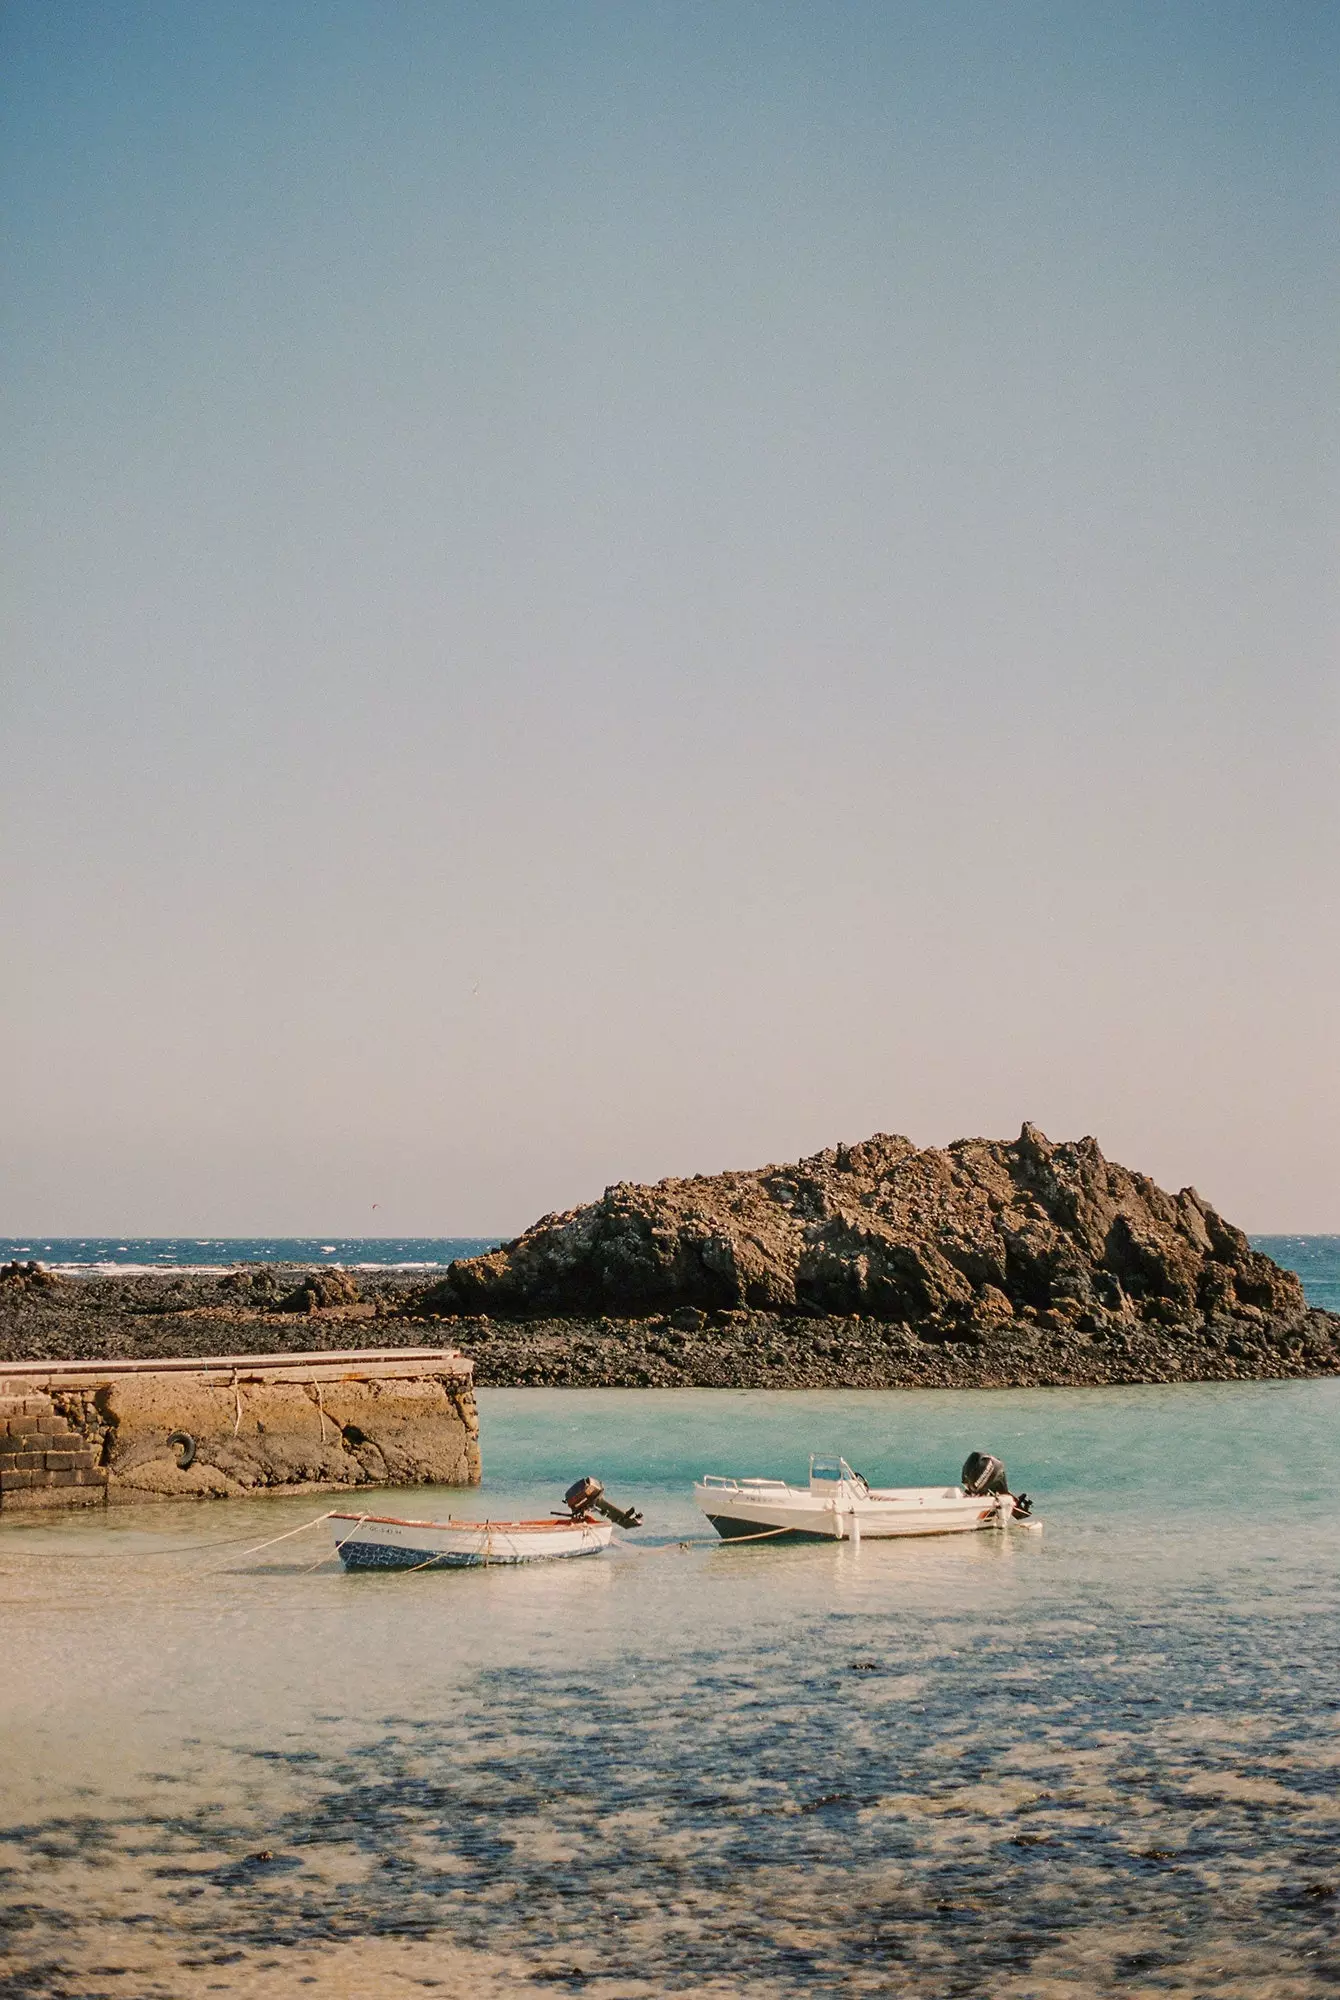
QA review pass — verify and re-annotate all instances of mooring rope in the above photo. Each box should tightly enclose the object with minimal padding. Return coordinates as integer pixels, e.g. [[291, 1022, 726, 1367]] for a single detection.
[[0, 1511, 341, 1565], [178, 1508, 341, 1578], [0, 1508, 808, 1579], [299, 1512, 367, 1571], [708, 1524, 796, 1543], [0, 1531, 268, 1561]]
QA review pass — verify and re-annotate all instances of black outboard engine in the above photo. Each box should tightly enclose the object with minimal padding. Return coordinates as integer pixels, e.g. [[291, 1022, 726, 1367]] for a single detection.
[[961, 1451, 1009, 1496], [562, 1476, 643, 1530], [961, 1452, 1033, 1519]]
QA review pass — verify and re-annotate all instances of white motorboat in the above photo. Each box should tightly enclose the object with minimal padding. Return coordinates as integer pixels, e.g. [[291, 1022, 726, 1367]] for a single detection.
[[694, 1453, 1037, 1544], [330, 1475, 642, 1571]]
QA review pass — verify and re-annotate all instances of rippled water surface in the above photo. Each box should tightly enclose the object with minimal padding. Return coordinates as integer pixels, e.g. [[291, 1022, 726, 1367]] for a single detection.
[[3, 1383, 1340, 1997]]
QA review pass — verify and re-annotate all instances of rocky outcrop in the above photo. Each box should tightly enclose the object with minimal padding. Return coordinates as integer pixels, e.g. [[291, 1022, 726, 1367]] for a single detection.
[[1, 1137, 1331, 1392], [214, 1266, 362, 1313], [418, 1125, 1308, 1348], [0, 1260, 61, 1292], [274, 1269, 361, 1314], [215, 1265, 282, 1304]]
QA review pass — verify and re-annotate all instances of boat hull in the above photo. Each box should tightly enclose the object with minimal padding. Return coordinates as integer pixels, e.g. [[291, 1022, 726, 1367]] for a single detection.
[[695, 1480, 1006, 1542], [704, 1514, 847, 1544], [330, 1511, 615, 1570]]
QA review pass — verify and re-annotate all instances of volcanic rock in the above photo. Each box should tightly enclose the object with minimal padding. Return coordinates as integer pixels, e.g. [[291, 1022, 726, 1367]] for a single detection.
[[216, 1265, 281, 1302], [0, 1260, 61, 1292], [274, 1269, 362, 1314], [417, 1124, 1306, 1343]]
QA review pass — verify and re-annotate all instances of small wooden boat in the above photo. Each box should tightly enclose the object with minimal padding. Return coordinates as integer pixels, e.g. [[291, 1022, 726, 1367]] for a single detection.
[[330, 1510, 616, 1569], [695, 1453, 1037, 1544], [330, 1476, 642, 1571]]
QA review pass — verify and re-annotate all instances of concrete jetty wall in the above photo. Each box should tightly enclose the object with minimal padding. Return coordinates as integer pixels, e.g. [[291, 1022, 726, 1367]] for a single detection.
[[0, 1347, 479, 1509]]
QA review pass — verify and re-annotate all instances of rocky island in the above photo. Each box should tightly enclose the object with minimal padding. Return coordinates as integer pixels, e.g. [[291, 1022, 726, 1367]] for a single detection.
[[3, 1126, 1336, 1389]]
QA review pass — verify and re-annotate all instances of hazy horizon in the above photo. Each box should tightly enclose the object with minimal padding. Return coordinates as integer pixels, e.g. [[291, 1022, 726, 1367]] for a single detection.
[[1, 1112, 1333, 1244], [4, 4, 1337, 1236]]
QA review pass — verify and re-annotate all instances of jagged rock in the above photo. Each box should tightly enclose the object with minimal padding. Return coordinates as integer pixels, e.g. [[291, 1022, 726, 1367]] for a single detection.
[[417, 1125, 1306, 1343], [274, 1269, 361, 1315], [0, 1260, 61, 1291], [216, 1265, 281, 1301]]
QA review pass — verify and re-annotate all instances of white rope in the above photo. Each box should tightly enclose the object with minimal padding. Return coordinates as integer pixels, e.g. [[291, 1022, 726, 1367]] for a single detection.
[[6, 1508, 346, 1592], [712, 1524, 796, 1543], [227, 1510, 338, 1560], [185, 1508, 339, 1578], [303, 1512, 367, 1570], [0, 1531, 264, 1561]]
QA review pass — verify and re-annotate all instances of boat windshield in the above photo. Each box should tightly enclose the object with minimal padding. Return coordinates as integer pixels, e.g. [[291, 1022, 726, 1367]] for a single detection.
[[809, 1455, 859, 1488]]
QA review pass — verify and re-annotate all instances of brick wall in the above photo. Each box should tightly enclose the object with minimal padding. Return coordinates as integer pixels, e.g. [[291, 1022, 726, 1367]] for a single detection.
[[0, 1382, 108, 1509]]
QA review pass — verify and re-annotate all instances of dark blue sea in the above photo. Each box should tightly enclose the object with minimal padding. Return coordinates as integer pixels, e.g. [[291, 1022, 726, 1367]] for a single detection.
[[2, 1234, 1337, 1307], [1252, 1234, 1340, 1312], [0, 1236, 499, 1274]]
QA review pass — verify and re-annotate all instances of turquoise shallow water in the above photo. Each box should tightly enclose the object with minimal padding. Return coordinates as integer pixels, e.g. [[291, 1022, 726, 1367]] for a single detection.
[[3, 1381, 1340, 1995]]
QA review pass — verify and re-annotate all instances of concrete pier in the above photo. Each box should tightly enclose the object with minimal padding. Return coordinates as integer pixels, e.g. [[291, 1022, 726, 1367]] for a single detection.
[[0, 1348, 479, 1508]]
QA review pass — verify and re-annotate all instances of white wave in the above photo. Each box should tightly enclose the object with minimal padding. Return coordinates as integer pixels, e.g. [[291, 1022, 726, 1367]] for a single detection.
[[46, 1262, 246, 1277], [45, 1258, 453, 1276], [350, 1260, 450, 1270]]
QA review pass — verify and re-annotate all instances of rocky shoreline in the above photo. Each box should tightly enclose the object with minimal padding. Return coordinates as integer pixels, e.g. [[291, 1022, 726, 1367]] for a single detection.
[[4, 1125, 1337, 1389], [1, 1278, 1337, 1388]]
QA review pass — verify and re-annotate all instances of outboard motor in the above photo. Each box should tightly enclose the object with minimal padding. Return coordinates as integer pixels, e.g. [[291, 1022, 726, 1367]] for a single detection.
[[961, 1451, 1009, 1496], [562, 1476, 643, 1530], [961, 1452, 1033, 1521]]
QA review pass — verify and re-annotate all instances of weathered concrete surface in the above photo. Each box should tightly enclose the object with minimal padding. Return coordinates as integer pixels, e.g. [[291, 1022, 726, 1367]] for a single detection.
[[0, 1349, 478, 1508]]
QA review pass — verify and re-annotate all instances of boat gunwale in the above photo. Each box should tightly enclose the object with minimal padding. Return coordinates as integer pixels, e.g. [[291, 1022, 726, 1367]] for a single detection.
[[692, 1482, 975, 1509], [702, 1512, 995, 1542], [330, 1511, 605, 1534]]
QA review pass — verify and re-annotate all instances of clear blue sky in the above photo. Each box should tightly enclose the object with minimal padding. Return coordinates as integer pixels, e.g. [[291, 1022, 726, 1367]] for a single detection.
[[3, 2, 1337, 1231]]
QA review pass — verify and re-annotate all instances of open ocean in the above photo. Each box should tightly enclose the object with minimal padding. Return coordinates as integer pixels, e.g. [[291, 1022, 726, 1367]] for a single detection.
[[0, 1236, 500, 1276]]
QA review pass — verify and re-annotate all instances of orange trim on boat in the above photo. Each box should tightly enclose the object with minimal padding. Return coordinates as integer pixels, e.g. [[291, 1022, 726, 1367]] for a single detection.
[[329, 1512, 593, 1532]]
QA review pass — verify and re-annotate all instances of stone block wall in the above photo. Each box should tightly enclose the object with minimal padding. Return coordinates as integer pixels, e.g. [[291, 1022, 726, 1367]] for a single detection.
[[0, 1349, 478, 1509], [0, 1382, 108, 1508]]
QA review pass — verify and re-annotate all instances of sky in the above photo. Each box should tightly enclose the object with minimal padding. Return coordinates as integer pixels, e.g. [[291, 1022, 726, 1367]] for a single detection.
[[2, 1, 1337, 1234]]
